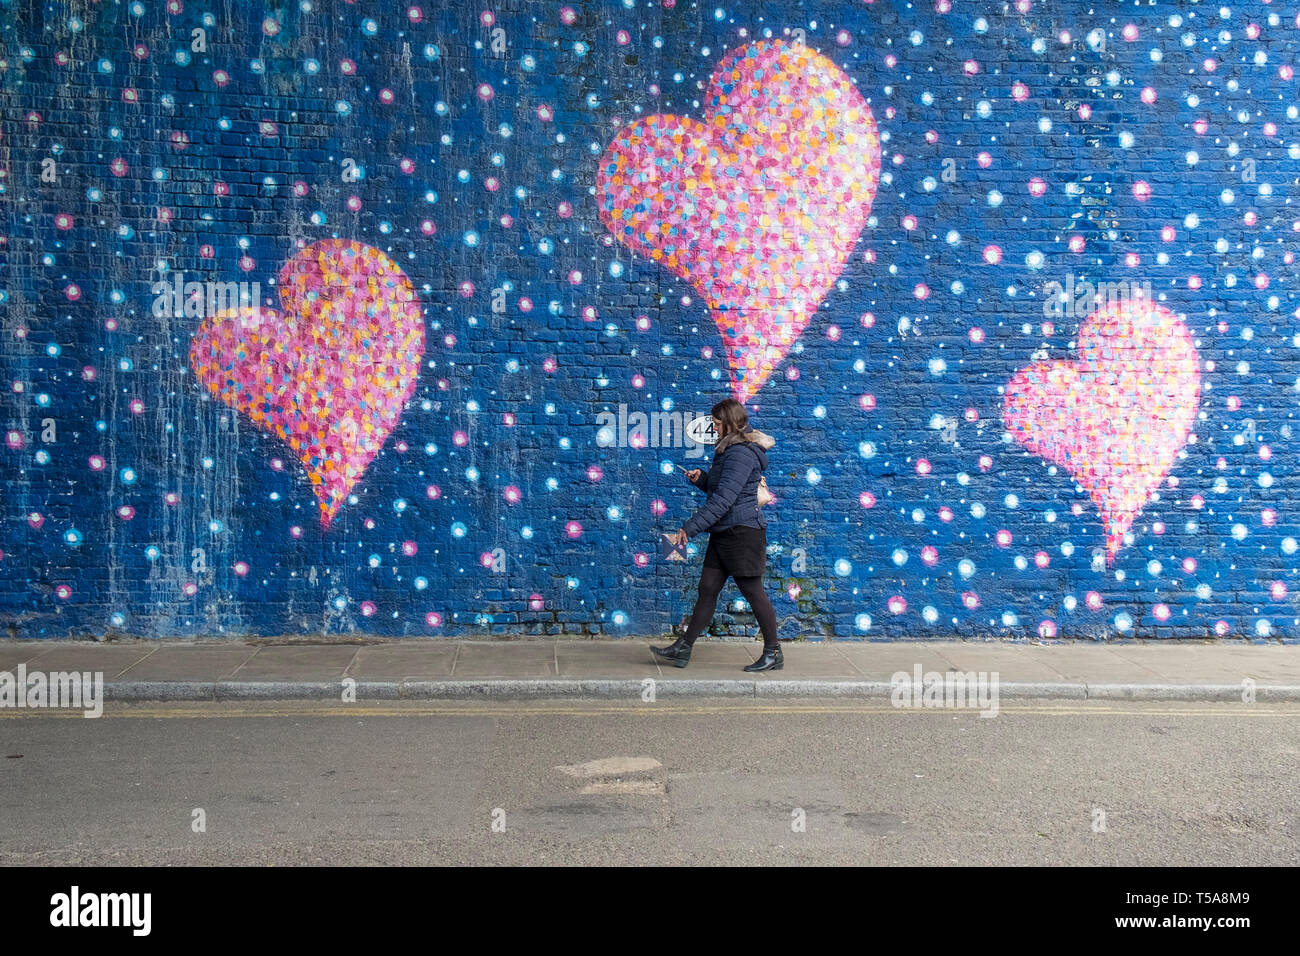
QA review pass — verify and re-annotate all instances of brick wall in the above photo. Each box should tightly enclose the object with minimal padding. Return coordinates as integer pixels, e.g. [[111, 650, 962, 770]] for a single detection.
[[1, 0, 1296, 641]]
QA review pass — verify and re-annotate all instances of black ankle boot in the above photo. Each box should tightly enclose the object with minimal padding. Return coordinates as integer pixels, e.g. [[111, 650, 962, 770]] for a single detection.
[[743, 644, 783, 672], [650, 637, 692, 668]]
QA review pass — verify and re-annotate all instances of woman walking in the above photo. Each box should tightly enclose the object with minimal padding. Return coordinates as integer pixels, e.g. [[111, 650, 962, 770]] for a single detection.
[[652, 398, 784, 672]]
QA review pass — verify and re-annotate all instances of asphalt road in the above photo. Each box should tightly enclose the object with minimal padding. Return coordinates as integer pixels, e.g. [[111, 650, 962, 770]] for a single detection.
[[1, 699, 1296, 865]]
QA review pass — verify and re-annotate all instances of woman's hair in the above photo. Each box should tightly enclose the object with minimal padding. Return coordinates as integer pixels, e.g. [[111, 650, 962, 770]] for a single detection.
[[710, 397, 749, 440]]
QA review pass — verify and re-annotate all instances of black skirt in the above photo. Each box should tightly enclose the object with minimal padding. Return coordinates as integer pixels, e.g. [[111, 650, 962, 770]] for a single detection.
[[701, 525, 768, 578]]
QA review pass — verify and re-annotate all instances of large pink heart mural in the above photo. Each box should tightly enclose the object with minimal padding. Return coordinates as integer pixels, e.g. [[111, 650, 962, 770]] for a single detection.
[[596, 39, 880, 403], [189, 239, 425, 529], [1003, 300, 1201, 562]]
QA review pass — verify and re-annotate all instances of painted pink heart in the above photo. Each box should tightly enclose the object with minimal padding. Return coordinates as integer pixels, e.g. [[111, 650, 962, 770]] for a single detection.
[[1003, 300, 1201, 561], [597, 39, 880, 403], [189, 239, 424, 528]]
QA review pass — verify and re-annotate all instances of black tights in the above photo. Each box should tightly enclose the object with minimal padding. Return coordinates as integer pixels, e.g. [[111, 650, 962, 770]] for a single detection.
[[682, 566, 779, 649]]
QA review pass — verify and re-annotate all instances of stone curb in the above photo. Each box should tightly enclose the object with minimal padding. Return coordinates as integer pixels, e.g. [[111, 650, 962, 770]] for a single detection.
[[93, 679, 1300, 703]]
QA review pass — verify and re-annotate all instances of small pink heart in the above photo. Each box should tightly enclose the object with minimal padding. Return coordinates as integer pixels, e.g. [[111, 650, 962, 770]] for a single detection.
[[189, 240, 425, 528], [1003, 300, 1201, 561], [597, 39, 880, 403]]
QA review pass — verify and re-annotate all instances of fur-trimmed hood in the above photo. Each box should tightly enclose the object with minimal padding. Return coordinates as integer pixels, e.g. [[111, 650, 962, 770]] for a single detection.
[[713, 426, 773, 469]]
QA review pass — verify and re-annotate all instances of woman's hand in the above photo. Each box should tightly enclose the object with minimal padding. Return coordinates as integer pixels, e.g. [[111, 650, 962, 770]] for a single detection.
[[685, 468, 703, 483], [669, 529, 689, 547]]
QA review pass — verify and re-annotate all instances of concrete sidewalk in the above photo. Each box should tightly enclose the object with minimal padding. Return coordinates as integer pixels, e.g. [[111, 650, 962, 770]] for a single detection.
[[2, 638, 1300, 703]]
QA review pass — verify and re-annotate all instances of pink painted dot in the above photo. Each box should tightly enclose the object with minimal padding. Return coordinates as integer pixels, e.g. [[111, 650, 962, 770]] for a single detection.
[[360, 601, 377, 617], [938, 506, 954, 522], [56, 585, 73, 600], [633, 553, 649, 568], [921, 546, 939, 567], [452, 431, 469, 447], [983, 245, 1002, 265], [978, 455, 993, 472], [565, 521, 583, 539], [651, 499, 667, 517], [426, 612, 443, 628], [1038, 620, 1058, 638], [977, 152, 993, 168], [1271, 581, 1288, 601], [1011, 81, 1030, 102], [234, 561, 250, 577], [426, 485, 442, 500], [1085, 591, 1103, 611], [88, 455, 105, 471], [915, 459, 932, 476], [859, 491, 877, 509], [1182, 557, 1197, 574], [1153, 603, 1171, 622], [969, 326, 986, 344], [1132, 181, 1152, 201], [117, 505, 135, 520], [860, 312, 876, 329], [888, 596, 908, 615], [995, 529, 1013, 547], [859, 394, 876, 411], [503, 485, 521, 504], [962, 592, 980, 610], [529, 594, 545, 611], [586, 465, 603, 482]]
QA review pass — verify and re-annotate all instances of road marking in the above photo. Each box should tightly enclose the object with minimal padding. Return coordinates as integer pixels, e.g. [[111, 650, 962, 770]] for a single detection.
[[557, 756, 662, 777]]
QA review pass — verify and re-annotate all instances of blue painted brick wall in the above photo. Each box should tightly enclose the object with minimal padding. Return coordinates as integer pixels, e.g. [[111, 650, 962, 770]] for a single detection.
[[1, 0, 1298, 641]]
